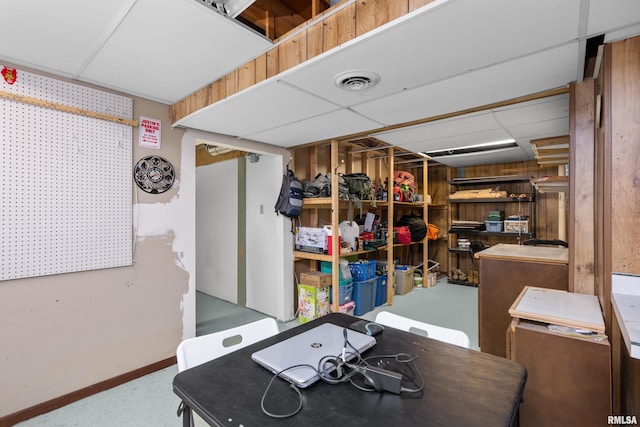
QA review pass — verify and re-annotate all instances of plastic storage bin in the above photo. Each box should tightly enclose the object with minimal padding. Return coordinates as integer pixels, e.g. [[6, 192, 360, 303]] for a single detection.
[[395, 265, 416, 295], [375, 274, 388, 306], [348, 260, 377, 281], [485, 220, 504, 232], [329, 279, 353, 305], [504, 220, 529, 233], [352, 277, 377, 316]]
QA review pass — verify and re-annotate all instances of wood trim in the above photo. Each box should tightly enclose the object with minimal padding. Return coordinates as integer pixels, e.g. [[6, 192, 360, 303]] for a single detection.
[[0, 90, 137, 127], [568, 79, 596, 295], [0, 357, 176, 427]]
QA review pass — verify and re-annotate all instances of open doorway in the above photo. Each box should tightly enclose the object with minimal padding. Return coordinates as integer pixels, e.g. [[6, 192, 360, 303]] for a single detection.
[[190, 130, 295, 323]]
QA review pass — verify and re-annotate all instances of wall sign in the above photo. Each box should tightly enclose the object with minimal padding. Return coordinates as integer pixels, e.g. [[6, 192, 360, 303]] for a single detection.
[[139, 116, 161, 149]]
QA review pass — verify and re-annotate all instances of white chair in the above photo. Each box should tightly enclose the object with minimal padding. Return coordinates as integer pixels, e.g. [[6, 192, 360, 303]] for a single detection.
[[176, 317, 280, 426], [374, 311, 470, 348]]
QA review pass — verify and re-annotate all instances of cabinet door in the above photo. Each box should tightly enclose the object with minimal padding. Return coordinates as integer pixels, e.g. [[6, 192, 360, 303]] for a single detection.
[[478, 258, 568, 357], [511, 322, 611, 427]]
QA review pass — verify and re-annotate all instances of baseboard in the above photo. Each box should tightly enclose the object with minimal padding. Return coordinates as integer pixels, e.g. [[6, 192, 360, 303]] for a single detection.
[[0, 356, 176, 427]]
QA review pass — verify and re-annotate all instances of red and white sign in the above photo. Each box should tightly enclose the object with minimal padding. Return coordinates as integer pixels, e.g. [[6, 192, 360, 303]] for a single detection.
[[139, 116, 161, 149]]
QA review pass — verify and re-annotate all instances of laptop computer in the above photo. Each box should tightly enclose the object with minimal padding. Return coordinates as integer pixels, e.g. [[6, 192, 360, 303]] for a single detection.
[[251, 323, 376, 388]]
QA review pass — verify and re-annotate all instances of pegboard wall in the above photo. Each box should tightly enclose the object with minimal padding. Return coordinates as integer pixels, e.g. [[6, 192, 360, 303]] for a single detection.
[[1, 68, 133, 281]]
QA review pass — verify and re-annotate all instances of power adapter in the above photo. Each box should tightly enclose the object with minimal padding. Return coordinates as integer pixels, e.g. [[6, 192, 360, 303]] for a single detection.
[[363, 366, 403, 394]]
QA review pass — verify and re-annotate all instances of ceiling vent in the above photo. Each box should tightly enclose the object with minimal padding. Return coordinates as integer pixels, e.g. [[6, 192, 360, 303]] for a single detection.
[[334, 71, 381, 92]]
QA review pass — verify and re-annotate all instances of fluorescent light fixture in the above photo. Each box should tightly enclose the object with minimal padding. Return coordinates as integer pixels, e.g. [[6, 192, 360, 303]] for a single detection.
[[425, 139, 517, 157]]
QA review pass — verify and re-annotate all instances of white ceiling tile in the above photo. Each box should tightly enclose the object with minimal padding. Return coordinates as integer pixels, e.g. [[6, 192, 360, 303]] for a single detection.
[[373, 112, 499, 145], [587, 0, 640, 37], [280, 0, 581, 109], [0, 0, 136, 77], [353, 43, 578, 126], [176, 81, 338, 137], [244, 109, 384, 147], [492, 95, 570, 127], [80, 0, 272, 103]]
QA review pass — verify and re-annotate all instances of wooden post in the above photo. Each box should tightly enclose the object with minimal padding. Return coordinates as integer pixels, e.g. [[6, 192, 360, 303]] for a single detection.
[[387, 146, 395, 305], [423, 159, 429, 279], [569, 79, 596, 295], [331, 139, 340, 312]]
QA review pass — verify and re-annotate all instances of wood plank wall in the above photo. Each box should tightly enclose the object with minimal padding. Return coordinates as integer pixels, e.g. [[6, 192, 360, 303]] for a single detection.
[[171, 0, 436, 123], [569, 79, 596, 295], [461, 161, 561, 242], [605, 36, 640, 417]]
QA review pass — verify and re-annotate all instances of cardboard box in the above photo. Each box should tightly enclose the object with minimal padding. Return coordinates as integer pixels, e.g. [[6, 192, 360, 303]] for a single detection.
[[300, 271, 332, 288], [297, 284, 329, 323]]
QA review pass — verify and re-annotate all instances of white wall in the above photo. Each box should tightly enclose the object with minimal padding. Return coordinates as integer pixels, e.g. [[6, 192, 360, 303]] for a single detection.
[[196, 160, 238, 303], [246, 155, 294, 320]]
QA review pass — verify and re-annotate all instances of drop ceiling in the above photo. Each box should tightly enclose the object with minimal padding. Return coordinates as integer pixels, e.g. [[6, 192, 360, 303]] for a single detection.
[[1, 0, 639, 167]]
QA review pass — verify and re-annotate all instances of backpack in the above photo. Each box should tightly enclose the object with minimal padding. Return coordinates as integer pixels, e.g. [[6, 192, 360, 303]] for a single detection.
[[342, 173, 373, 200], [396, 214, 427, 242], [303, 173, 331, 198], [274, 169, 303, 218]]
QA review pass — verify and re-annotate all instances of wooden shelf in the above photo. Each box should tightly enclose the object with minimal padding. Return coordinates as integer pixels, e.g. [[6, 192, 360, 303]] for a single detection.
[[531, 176, 569, 193], [449, 175, 532, 185], [449, 229, 534, 238], [301, 197, 426, 209], [449, 197, 534, 203]]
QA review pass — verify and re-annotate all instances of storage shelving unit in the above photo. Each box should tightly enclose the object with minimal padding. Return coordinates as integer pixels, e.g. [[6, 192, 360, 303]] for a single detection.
[[447, 175, 536, 286], [293, 140, 429, 312]]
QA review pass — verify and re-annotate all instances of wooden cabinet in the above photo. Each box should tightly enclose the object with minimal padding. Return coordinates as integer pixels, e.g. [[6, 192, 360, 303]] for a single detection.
[[507, 287, 611, 427], [475, 244, 568, 358]]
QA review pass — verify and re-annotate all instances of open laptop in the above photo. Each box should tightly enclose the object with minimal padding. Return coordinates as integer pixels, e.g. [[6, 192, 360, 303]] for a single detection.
[[251, 323, 376, 388]]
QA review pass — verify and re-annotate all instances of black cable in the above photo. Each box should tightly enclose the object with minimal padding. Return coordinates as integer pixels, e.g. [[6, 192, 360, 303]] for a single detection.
[[260, 364, 308, 419], [260, 331, 426, 419]]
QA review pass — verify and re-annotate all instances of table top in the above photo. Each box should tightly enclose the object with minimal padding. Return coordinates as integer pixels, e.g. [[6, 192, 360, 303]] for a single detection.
[[173, 313, 527, 427], [474, 243, 569, 264], [509, 286, 605, 333]]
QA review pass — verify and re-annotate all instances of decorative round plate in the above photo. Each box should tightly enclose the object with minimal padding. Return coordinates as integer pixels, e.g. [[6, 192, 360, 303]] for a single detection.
[[133, 156, 175, 194]]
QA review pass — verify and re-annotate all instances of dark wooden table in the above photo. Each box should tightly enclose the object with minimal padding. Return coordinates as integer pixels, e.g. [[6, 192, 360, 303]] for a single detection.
[[173, 313, 526, 426]]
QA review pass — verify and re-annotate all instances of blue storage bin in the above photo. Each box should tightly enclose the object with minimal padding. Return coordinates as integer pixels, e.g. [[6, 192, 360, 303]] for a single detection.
[[353, 277, 377, 316], [329, 279, 353, 305], [375, 274, 388, 306], [348, 260, 377, 281]]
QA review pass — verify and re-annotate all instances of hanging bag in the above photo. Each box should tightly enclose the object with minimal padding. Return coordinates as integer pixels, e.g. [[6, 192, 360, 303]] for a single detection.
[[274, 169, 303, 218]]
